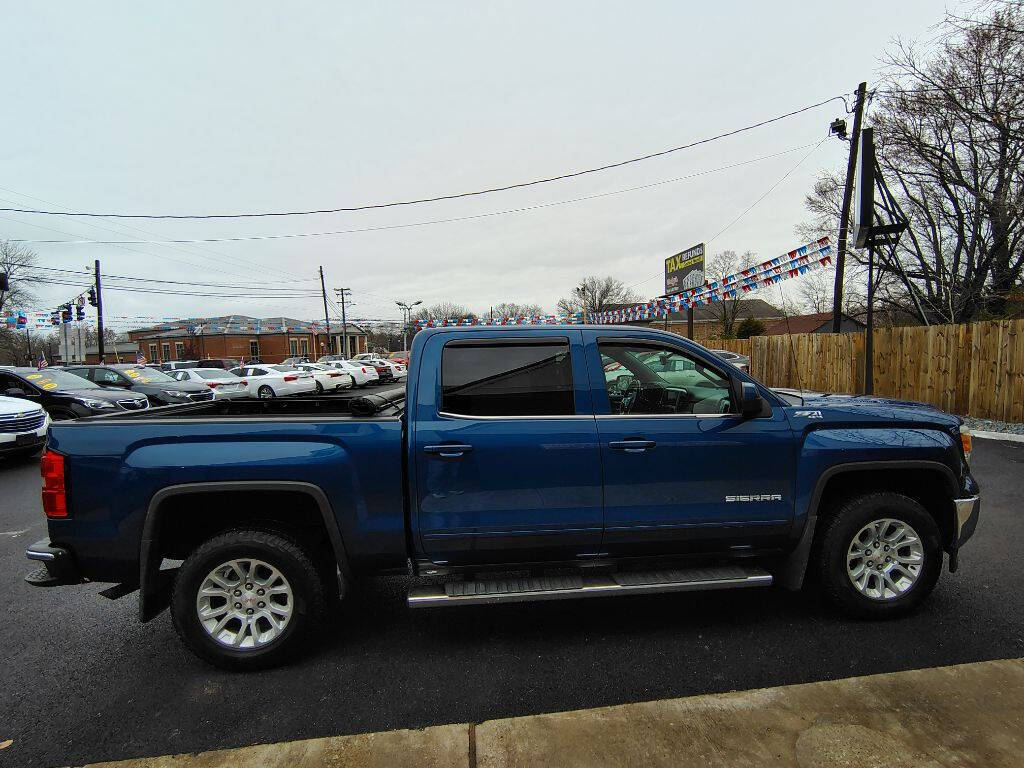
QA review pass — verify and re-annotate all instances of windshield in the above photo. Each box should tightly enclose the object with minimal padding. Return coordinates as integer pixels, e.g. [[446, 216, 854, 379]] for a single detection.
[[196, 369, 236, 379], [120, 366, 176, 383], [270, 365, 299, 373], [23, 369, 100, 390]]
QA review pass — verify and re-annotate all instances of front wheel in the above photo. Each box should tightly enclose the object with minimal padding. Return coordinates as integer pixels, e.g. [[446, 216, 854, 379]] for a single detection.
[[816, 492, 942, 619], [170, 529, 325, 670]]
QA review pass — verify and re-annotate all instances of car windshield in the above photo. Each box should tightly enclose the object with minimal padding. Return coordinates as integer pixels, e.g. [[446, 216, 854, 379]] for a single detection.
[[21, 369, 100, 390], [196, 369, 236, 379], [119, 366, 176, 383], [270, 365, 299, 373]]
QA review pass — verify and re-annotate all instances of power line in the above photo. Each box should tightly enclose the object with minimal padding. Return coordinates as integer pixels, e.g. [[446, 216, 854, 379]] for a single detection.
[[0, 95, 847, 220], [9, 143, 822, 245], [21, 264, 322, 291], [618, 137, 827, 290], [25, 276, 322, 299]]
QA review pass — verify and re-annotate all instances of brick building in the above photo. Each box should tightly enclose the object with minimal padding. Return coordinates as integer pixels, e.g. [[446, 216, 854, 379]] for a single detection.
[[127, 316, 368, 365]]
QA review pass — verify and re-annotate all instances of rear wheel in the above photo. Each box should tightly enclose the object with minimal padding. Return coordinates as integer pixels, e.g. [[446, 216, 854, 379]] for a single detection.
[[816, 492, 942, 618], [257, 385, 275, 399], [314, 381, 324, 394], [170, 529, 324, 670]]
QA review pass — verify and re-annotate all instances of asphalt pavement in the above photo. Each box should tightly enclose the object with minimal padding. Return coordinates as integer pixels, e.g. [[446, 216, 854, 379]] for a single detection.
[[1, 438, 1022, 767]]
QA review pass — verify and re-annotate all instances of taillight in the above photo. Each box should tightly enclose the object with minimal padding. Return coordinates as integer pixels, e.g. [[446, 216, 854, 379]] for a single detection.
[[328, 372, 339, 377], [283, 375, 297, 382], [241, 380, 248, 386], [361, 367, 367, 373], [207, 382, 220, 388], [41, 450, 67, 518]]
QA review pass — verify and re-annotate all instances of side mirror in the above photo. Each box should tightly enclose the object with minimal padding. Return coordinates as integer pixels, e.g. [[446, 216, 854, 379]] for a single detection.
[[739, 381, 765, 419], [5, 387, 26, 397]]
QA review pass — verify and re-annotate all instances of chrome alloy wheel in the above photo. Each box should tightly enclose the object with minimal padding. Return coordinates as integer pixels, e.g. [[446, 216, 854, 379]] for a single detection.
[[846, 518, 925, 600], [195, 558, 294, 649]]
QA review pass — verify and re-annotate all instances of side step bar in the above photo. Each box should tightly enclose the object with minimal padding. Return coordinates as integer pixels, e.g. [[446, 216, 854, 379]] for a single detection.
[[407, 565, 772, 608]]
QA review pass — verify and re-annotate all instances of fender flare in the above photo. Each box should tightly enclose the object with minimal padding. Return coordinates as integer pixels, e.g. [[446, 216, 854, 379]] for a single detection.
[[776, 460, 958, 591], [138, 480, 350, 622]]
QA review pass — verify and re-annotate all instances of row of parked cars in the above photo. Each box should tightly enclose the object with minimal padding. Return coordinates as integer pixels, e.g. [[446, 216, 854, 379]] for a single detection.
[[0, 353, 409, 459]]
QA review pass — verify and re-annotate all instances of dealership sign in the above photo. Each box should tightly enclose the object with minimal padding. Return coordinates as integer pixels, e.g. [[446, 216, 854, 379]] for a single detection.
[[665, 242, 706, 295]]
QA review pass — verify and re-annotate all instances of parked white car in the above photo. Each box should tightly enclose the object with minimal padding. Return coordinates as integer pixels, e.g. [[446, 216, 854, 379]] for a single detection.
[[0, 395, 49, 459], [320, 359, 379, 387], [294, 363, 354, 393], [228, 365, 317, 398], [168, 368, 251, 399], [363, 357, 407, 380]]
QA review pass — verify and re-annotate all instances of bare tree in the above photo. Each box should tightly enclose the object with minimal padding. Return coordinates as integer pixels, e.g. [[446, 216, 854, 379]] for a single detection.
[[556, 276, 642, 316], [490, 302, 544, 319], [409, 302, 477, 324], [0, 242, 41, 365], [703, 250, 759, 337], [802, 6, 1024, 323]]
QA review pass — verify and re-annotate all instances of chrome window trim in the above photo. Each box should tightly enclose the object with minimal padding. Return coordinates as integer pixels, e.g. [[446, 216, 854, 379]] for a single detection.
[[438, 410, 595, 421], [595, 412, 742, 420]]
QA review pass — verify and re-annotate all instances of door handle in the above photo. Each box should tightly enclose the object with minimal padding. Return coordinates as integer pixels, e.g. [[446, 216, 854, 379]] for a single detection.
[[608, 439, 656, 453], [423, 444, 474, 458]]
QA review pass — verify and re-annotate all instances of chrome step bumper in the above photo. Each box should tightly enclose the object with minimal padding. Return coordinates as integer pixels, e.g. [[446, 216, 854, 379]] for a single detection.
[[407, 565, 772, 608]]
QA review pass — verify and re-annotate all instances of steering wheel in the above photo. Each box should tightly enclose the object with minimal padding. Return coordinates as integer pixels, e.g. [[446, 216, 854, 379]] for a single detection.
[[620, 377, 642, 414]]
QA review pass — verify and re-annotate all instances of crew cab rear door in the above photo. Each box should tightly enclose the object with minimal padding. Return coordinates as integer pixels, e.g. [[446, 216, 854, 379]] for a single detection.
[[411, 330, 602, 566], [584, 331, 796, 557]]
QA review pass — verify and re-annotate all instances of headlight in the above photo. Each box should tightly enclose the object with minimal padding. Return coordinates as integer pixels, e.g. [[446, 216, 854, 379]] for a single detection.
[[162, 390, 190, 399], [79, 398, 115, 409], [959, 424, 972, 462]]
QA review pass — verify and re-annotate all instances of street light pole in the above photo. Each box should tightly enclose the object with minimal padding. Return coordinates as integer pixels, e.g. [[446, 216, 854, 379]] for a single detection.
[[396, 299, 422, 352]]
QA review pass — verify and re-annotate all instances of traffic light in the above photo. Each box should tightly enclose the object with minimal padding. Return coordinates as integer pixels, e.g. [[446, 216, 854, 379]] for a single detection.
[[0, 272, 8, 291], [75, 305, 85, 321], [87, 287, 98, 307], [61, 303, 72, 324], [50, 310, 60, 326]]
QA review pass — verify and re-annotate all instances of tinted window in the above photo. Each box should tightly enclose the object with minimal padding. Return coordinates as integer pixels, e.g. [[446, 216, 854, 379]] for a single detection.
[[599, 343, 734, 416], [441, 341, 574, 416]]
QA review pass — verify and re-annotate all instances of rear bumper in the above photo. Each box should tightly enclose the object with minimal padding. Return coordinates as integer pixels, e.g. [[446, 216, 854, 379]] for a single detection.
[[25, 539, 85, 587], [954, 495, 981, 548]]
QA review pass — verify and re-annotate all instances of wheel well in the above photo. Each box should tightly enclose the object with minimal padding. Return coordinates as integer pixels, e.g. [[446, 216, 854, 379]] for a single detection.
[[151, 489, 337, 566], [814, 468, 956, 548]]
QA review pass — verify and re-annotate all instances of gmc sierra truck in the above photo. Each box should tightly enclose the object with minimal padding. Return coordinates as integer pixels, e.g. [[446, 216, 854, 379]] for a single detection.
[[24, 326, 981, 669]]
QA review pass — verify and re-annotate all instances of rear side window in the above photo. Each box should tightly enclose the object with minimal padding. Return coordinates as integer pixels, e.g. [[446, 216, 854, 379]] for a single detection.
[[441, 341, 574, 417]]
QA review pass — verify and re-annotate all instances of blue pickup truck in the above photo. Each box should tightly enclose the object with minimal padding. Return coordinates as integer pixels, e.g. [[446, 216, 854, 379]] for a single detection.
[[24, 326, 981, 669]]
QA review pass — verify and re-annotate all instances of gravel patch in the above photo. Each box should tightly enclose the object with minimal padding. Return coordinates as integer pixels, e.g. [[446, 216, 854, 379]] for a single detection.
[[962, 417, 1024, 436]]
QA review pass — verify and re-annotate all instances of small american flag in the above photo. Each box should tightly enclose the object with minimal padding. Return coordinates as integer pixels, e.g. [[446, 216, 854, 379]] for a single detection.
[[136, 351, 147, 364], [37, 352, 48, 369]]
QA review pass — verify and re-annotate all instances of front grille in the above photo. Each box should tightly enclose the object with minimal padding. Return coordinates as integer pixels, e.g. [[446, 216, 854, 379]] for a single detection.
[[116, 398, 149, 410], [0, 410, 46, 433], [188, 391, 215, 402]]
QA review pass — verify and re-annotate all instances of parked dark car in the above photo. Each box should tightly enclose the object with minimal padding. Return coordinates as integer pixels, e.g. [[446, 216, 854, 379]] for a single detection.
[[196, 358, 240, 370], [0, 367, 149, 420], [65, 364, 214, 406]]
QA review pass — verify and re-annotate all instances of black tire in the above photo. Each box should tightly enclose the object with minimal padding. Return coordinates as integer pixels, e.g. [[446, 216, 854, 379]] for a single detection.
[[816, 492, 942, 619], [257, 385, 275, 399], [314, 381, 324, 394], [170, 529, 325, 670]]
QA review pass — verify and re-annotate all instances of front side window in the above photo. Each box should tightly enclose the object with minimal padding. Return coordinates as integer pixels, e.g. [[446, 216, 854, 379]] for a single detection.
[[599, 342, 734, 416], [441, 341, 574, 417]]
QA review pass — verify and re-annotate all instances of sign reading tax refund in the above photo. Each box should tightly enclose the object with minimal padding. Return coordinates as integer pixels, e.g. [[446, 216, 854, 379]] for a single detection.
[[664, 242, 706, 295]]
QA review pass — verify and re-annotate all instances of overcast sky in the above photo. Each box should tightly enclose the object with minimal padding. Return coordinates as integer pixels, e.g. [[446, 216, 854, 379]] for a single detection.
[[1, 1, 959, 329]]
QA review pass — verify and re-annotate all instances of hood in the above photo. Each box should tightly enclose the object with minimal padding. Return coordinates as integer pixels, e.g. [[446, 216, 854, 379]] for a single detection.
[[0, 395, 46, 416], [58, 387, 147, 403], [774, 388, 961, 429]]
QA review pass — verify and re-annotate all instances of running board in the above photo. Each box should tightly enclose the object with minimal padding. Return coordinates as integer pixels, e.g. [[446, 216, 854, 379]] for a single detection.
[[407, 565, 772, 608]]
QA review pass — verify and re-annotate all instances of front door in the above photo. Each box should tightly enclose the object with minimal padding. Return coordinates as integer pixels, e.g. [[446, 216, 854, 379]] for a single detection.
[[586, 333, 796, 557], [412, 331, 602, 566]]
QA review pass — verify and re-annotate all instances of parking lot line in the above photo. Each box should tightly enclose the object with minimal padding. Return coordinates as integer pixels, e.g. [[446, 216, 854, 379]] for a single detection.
[[80, 658, 1024, 768]]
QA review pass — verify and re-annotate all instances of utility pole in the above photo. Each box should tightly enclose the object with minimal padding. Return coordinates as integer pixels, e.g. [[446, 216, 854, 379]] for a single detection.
[[396, 299, 422, 352], [334, 288, 351, 357], [832, 81, 868, 333], [25, 326, 32, 361], [94, 259, 106, 363], [865, 244, 875, 394], [319, 266, 332, 356]]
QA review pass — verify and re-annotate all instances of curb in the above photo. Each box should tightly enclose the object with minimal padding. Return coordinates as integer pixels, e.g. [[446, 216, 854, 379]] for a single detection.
[[971, 429, 1024, 443]]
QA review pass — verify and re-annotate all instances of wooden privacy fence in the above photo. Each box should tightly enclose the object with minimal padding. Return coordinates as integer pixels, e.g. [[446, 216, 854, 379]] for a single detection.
[[707, 320, 1024, 421]]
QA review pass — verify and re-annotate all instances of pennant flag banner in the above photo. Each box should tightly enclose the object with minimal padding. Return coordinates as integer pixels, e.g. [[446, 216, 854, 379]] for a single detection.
[[589, 238, 832, 324], [415, 313, 584, 329]]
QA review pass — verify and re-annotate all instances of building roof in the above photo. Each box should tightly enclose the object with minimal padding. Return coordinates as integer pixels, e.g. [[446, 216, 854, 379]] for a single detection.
[[761, 311, 865, 335], [132, 316, 366, 338]]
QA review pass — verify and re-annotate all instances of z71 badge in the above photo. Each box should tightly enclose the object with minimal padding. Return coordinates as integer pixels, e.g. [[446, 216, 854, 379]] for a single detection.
[[794, 410, 823, 419]]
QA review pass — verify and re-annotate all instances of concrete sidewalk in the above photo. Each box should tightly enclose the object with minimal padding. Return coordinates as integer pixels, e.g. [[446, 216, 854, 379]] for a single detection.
[[83, 658, 1024, 768]]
